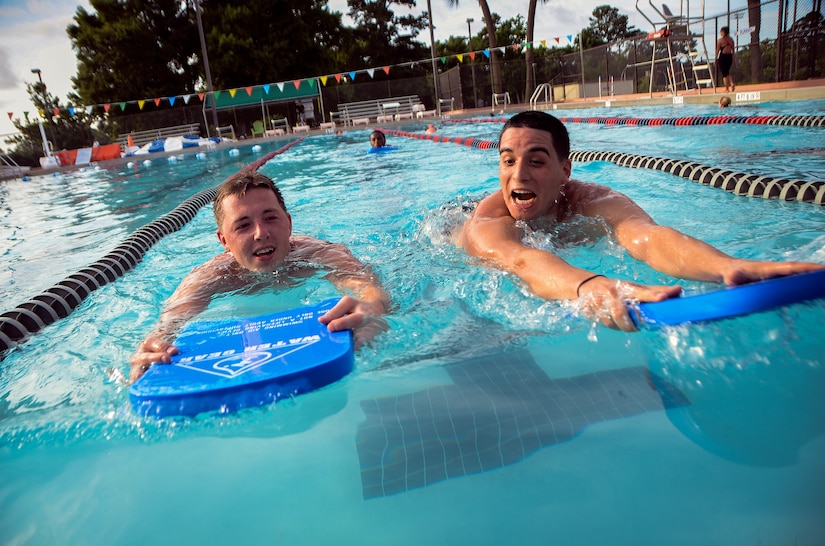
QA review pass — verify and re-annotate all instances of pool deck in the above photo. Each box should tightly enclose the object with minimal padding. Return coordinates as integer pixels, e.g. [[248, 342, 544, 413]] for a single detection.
[[7, 78, 825, 180]]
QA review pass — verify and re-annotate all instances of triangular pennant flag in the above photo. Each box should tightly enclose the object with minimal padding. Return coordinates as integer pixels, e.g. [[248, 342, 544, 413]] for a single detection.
[[568, 35, 574, 42], [198, 93, 205, 101], [440, 57, 446, 63], [276, 82, 284, 92], [245, 86, 253, 96], [483, 49, 490, 58], [308, 78, 316, 89], [214, 91, 222, 99], [85, 106, 93, 115], [182, 95, 190, 104], [153, 97, 161, 106], [119, 102, 126, 111], [138, 100, 146, 110], [293, 80, 301, 90], [320, 76, 328, 86], [229, 88, 237, 97], [6, 112, 12, 120], [104, 103, 111, 112], [348, 71, 356, 80], [69, 107, 75, 116], [38, 109, 44, 118], [469, 52, 476, 60], [367, 68, 374, 78], [383, 66, 390, 75], [335, 74, 342, 83], [457, 54, 464, 63], [555, 37, 560, 44], [53, 108, 60, 116], [23, 112, 29, 122], [541, 39, 547, 47], [169, 96, 176, 106], [263, 84, 270, 94]]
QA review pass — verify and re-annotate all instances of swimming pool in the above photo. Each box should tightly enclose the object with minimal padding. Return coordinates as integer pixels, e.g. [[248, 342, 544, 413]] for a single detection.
[[2, 100, 824, 544]]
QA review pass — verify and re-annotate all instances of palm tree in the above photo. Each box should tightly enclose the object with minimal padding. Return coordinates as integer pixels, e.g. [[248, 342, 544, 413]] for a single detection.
[[524, 0, 550, 100], [445, 0, 503, 95]]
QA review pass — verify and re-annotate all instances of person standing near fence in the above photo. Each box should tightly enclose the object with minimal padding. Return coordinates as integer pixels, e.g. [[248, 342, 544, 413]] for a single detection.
[[716, 26, 736, 93]]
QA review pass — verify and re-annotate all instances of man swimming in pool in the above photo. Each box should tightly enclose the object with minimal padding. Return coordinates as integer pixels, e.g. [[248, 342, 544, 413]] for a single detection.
[[455, 110, 823, 331], [130, 171, 390, 382]]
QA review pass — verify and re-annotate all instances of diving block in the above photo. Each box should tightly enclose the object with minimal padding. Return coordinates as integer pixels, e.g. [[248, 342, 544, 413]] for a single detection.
[[319, 122, 336, 130], [395, 113, 414, 121], [376, 115, 393, 123], [416, 110, 437, 119], [292, 125, 310, 133], [352, 117, 370, 126]]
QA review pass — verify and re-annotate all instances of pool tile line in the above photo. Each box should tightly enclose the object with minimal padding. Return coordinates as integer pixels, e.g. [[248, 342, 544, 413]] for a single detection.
[[355, 349, 689, 499]]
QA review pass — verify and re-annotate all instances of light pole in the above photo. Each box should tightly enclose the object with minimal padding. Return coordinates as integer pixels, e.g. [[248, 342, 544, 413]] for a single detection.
[[426, 0, 441, 116], [467, 18, 478, 109], [195, 0, 219, 135], [30, 68, 53, 158]]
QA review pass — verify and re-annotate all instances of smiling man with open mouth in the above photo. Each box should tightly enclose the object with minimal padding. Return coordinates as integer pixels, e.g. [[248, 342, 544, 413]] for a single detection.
[[456, 110, 822, 330]]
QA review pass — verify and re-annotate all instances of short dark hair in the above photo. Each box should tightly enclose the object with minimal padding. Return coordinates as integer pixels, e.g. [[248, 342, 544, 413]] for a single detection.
[[213, 170, 287, 227], [721, 26, 729, 35], [500, 111, 570, 160]]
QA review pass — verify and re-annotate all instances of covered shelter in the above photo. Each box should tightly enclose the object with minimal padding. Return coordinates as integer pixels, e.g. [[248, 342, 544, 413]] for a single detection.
[[202, 78, 324, 137]]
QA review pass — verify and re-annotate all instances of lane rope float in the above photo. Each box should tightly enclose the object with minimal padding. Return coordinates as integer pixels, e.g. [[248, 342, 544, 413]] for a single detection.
[[0, 138, 306, 359], [379, 128, 824, 206], [443, 114, 825, 127]]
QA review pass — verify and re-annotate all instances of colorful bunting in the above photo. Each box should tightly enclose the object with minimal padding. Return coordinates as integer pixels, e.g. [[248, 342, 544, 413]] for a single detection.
[[367, 68, 374, 78], [198, 92, 205, 101], [229, 89, 237, 98], [292, 80, 301, 90], [457, 54, 464, 63], [245, 86, 253, 96], [169, 96, 176, 106], [320, 76, 328, 86], [335, 74, 342, 83], [276, 82, 284, 92], [382, 66, 390, 75], [348, 71, 356, 80], [104, 103, 111, 112], [263, 84, 270, 94], [138, 100, 145, 110], [6, 112, 12, 120]]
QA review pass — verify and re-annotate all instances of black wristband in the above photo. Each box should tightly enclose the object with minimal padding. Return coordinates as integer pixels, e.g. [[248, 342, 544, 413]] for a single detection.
[[576, 274, 605, 298]]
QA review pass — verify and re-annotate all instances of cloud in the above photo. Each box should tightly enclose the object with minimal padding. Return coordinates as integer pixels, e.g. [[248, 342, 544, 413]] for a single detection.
[[0, 46, 19, 89]]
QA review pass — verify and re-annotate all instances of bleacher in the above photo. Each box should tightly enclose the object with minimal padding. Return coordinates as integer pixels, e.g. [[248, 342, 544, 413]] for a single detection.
[[329, 95, 434, 126], [118, 123, 202, 148]]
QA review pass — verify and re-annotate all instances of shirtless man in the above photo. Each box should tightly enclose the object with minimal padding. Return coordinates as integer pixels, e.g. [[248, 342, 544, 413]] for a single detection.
[[456, 111, 822, 330], [716, 26, 736, 92], [130, 171, 389, 382]]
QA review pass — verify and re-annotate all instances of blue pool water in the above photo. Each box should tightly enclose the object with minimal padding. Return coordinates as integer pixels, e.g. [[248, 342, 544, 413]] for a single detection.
[[1, 100, 825, 545]]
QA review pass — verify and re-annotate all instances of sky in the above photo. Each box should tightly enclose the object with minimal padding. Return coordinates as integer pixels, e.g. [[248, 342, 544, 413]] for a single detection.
[[0, 0, 736, 138]]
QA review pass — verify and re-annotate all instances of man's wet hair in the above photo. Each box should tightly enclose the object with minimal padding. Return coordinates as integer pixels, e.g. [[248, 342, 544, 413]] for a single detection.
[[213, 170, 287, 226], [500, 111, 570, 161]]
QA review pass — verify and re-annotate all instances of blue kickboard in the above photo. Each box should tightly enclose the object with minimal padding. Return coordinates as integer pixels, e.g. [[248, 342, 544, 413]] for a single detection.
[[631, 269, 825, 327], [129, 298, 353, 418]]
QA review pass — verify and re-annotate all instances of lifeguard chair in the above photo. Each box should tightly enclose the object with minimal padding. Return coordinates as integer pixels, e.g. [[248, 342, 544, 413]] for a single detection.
[[635, 0, 716, 95]]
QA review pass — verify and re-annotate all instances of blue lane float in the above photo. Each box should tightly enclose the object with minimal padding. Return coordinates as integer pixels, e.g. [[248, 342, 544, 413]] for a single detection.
[[630, 269, 825, 327], [129, 299, 354, 418]]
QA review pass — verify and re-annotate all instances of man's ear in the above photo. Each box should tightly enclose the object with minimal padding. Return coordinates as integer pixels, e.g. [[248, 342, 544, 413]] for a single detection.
[[216, 229, 228, 249], [562, 158, 572, 179]]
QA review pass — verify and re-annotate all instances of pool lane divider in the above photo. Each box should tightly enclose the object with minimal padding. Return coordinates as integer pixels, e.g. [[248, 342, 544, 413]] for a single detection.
[[379, 129, 825, 206], [0, 138, 306, 359], [443, 114, 825, 127]]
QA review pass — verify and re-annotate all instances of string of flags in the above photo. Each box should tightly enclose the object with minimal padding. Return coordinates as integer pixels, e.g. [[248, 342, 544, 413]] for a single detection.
[[7, 36, 578, 123]]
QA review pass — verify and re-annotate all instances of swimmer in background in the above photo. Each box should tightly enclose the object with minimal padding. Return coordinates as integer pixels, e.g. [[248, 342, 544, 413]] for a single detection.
[[369, 130, 387, 148], [425, 124, 437, 134], [719, 96, 731, 107], [130, 171, 389, 382], [455, 110, 823, 331]]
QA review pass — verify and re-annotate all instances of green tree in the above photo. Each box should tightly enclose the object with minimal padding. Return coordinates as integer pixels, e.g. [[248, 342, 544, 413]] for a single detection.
[[345, 0, 429, 67], [202, 0, 347, 87], [525, 0, 550, 99], [579, 4, 640, 48], [67, 0, 200, 105], [445, 0, 503, 93]]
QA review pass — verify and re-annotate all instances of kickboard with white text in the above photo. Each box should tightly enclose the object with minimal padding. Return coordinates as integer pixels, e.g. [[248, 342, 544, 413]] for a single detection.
[[129, 298, 353, 418]]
